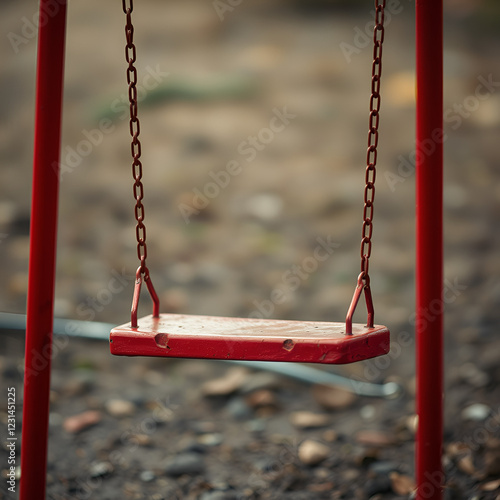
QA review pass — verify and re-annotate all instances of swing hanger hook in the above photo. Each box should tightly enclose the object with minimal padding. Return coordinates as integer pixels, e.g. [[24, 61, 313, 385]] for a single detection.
[[345, 271, 374, 335], [131, 266, 160, 328]]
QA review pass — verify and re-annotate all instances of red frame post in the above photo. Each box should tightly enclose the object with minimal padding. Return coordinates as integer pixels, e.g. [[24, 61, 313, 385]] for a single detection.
[[20, 1, 67, 499], [416, 1, 444, 498]]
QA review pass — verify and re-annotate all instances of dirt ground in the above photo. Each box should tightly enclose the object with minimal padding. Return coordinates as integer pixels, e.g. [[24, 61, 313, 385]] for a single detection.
[[1, 0, 500, 498]]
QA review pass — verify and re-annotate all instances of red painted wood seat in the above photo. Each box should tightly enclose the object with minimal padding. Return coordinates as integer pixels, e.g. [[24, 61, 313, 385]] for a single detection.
[[110, 313, 389, 364]]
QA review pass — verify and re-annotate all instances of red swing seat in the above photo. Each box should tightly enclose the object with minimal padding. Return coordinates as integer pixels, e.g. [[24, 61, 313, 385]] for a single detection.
[[110, 270, 389, 364], [110, 313, 389, 364]]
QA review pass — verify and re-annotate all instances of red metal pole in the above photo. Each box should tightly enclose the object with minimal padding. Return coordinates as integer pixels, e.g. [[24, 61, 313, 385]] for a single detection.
[[20, 1, 67, 499], [416, 1, 444, 499]]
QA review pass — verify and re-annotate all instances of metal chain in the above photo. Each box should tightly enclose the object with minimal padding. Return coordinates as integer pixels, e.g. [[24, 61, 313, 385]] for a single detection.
[[123, 0, 149, 276], [359, 0, 386, 283]]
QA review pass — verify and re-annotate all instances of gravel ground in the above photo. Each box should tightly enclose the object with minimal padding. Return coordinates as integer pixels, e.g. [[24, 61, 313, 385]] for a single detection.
[[1, 0, 500, 498]]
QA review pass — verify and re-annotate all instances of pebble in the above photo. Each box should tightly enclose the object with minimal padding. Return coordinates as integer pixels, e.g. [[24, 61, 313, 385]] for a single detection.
[[312, 384, 356, 410], [341, 469, 359, 483], [389, 472, 415, 495], [254, 457, 277, 473], [63, 410, 102, 434], [89, 461, 113, 478], [198, 433, 223, 447], [461, 403, 491, 421], [446, 442, 469, 458], [244, 193, 283, 221], [244, 419, 266, 433], [290, 411, 329, 429], [457, 455, 476, 476], [356, 447, 379, 468], [369, 461, 399, 475], [105, 399, 136, 418], [360, 405, 376, 420], [485, 450, 500, 477], [179, 438, 207, 454], [225, 396, 252, 420], [355, 430, 397, 447], [240, 372, 281, 394], [480, 479, 500, 491], [314, 467, 331, 479], [164, 452, 205, 477], [406, 414, 418, 434], [128, 433, 152, 447], [364, 474, 392, 497], [322, 429, 338, 442], [298, 440, 330, 466], [309, 482, 336, 493], [140, 470, 156, 482], [245, 389, 276, 409], [202, 367, 249, 397]]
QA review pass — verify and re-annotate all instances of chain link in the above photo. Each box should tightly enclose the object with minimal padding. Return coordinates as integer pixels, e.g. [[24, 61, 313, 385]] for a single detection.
[[123, 0, 149, 275], [359, 0, 386, 282]]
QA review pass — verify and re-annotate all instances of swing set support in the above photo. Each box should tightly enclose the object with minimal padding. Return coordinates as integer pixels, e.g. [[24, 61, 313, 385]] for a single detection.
[[19, 1, 444, 498], [19, 1, 67, 499], [416, 1, 444, 498]]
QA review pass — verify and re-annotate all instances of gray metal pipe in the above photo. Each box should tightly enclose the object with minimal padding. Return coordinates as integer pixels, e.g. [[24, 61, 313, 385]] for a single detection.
[[0, 312, 401, 398]]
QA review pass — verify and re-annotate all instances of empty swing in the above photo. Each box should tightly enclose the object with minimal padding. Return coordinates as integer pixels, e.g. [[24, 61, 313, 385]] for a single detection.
[[110, 0, 390, 365]]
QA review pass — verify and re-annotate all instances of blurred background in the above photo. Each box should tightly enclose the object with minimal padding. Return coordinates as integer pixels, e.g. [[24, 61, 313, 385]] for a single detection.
[[1, 0, 500, 497], [1, 0, 499, 386]]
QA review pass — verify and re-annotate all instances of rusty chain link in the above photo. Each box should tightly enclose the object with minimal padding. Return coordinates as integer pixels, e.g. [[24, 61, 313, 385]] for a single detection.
[[345, 0, 386, 334], [360, 0, 386, 283], [122, 0, 149, 276], [120, 0, 385, 330]]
